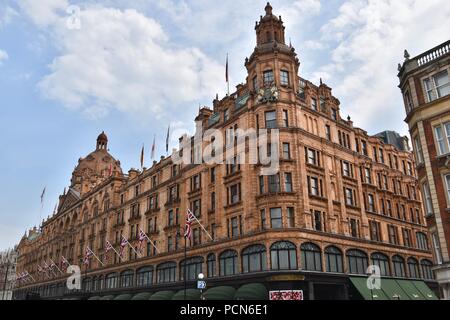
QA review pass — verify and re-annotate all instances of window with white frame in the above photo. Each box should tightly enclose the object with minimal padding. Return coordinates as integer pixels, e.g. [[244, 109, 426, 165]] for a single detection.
[[414, 136, 424, 164], [434, 122, 450, 155], [432, 233, 443, 265], [445, 174, 450, 205], [422, 182, 433, 216], [424, 70, 450, 102]]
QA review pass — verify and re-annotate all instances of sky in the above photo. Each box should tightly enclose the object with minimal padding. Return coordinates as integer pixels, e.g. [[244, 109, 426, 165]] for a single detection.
[[0, 0, 449, 251]]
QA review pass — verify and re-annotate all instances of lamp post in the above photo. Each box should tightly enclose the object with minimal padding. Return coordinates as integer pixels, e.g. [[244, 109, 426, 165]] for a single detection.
[[197, 273, 205, 300]]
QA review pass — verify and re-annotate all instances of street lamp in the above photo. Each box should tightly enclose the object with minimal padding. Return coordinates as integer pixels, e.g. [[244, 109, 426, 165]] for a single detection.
[[197, 273, 206, 300]]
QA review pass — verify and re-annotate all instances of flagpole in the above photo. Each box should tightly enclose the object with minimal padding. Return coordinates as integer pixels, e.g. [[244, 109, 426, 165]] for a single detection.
[[189, 210, 214, 241], [109, 246, 123, 262], [184, 235, 187, 301], [127, 242, 141, 258], [50, 259, 63, 275], [90, 251, 104, 267], [143, 233, 159, 254]]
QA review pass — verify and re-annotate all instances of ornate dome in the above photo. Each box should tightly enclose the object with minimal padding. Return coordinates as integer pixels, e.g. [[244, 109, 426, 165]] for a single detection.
[[70, 132, 122, 194]]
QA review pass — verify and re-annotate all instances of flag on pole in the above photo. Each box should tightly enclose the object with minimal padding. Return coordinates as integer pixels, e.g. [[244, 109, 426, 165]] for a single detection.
[[226, 53, 230, 95], [119, 236, 128, 258], [61, 256, 70, 271], [105, 240, 113, 262], [184, 209, 195, 239], [166, 125, 170, 154], [40, 187, 46, 205], [83, 247, 94, 266], [140, 144, 145, 169], [151, 135, 156, 160], [138, 229, 147, 254]]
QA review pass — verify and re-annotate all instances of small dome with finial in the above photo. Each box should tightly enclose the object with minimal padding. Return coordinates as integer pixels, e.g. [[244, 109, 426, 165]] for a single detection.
[[265, 2, 273, 15], [96, 131, 108, 150]]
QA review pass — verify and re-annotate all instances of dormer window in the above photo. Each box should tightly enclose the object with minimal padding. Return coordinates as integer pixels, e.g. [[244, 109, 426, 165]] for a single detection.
[[224, 109, 229, 122], [331, 108, 337, 120], [252, 76, 258, 91], [263, 70, 274, 85], [311, 98, 318, 111], [404, 90, 413, 112]]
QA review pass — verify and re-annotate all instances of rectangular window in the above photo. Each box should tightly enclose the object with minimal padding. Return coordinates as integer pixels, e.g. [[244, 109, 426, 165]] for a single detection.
[[361, 141, 368, 156], [370, 221, 381, 241], [284, 173, 293, 192], [425, 70, 450, 102], [268, 174, 280, 193], [342, 161, 351, 177], [325, 125, 331, 141], [287, 207, 295, 228], [270, 208, 282, 229], [283, 143, 290, 159], [253, 75, 258, 91], [388, 225, 398, 245], [280, 70, 289, 86], [414, 136, 424, 164], [364, 167, 372, 184], [224, 109, 229, 122], [210, 167, 216, 183], [210, 192, 215, 210], [331, 109, 337, 120], [265, 110, 277, 129], [306, 148, 320, 166], [445, 174, 450, 205], [432, 233, 443, 264], [368, 194, 375, 212], [422, 182, 433, 216], [350, 219, 358, 238], [231, 217, 239, 238], [313, 211, 322, 231], [282, 110, 289, 127], [309, 177, 320, 197], [311, 98, 318, 111], [379, 148, 384, 164], [263, 70, 274, 85], [259, 176, 265, 194], [260, 209, 266, 230], [434, 122, 450, 155], [403, 229, 412, 247], [345, 188, 354, 206], [230, 184, 240, 204]]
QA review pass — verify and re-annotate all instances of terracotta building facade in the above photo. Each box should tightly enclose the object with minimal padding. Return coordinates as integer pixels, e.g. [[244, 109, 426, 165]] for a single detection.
[[15, 4, 437, 300], [398, 39, 450, 299]]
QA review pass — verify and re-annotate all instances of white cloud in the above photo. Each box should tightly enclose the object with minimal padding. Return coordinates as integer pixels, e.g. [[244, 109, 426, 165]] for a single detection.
[[304, 40, 326, 50], [0, 49, 8, 65], [0, 4, 18, 28], [18, 3, 224, 119], [279, 0, 321, 29], [18, 0, 68, 27], [312, 0, 450, 135]]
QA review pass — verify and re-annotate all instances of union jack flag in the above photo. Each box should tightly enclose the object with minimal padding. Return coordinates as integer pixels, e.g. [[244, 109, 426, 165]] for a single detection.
[[138, 229, 147, 253], [119, 236, 128, 258], [61, 256, 70, 271], [184, 209, 196, 239], [105, 240, 113, 262], [83, 247, 94, 266]]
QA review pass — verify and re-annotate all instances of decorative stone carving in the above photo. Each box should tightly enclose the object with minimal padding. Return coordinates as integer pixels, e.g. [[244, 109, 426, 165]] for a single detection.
[[257, 83, 279, 103]]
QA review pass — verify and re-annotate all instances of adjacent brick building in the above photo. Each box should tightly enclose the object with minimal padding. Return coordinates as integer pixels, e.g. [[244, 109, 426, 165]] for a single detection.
[[14, 3, 437, 300], [398, 39, 450, 299]]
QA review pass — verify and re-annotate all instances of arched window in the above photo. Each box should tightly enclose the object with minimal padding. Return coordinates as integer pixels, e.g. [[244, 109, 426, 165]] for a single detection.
[[219, 250, 238, 276], [105, 272, 118, 289], [420, 259, 434, 280], [207, 254, 216, 278], [82, 277, 91, 292], [270, 241, 297, 270], [136, 266, 153, 287], [156, 262, 176, 283], [392, 255, 406, 277], [301, 243, 322, 271], [96, 275, 103, 291], [325, 246, 343, 273], [242, 244, 267, 273], [120, 269, 134, 288], [180, 257, 204, 281], [371, 253, 390, 276], [407, 258, 420, 279], [346, 249, 368, 275]]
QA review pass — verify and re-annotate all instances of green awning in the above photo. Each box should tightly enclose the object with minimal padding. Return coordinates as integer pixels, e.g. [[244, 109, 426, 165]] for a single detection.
[[148, 290, 175, 300], [172, 289, 201, 300], [203, 286, 236, 300], [99, 295, 115, 300], [234, 283, 268, 300], [380, 279, 410, 300], [113, 293, 133, 300], [350, 277, 389, 300], [131, 292, 153, 300], [395, 280, 426, 300], [411, 281, 439, 300], [88, 296, 100, 300]]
